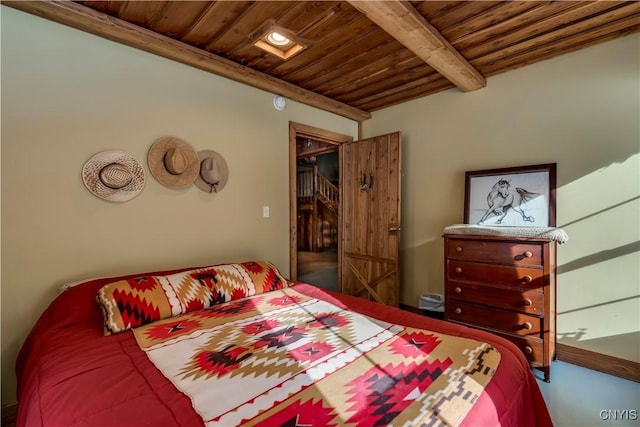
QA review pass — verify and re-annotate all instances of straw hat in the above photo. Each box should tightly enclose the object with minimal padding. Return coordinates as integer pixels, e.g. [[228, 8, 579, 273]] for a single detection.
[[82, 150, 146, 202], [194, 150, 229, 193], [147, 136, 199, 188]]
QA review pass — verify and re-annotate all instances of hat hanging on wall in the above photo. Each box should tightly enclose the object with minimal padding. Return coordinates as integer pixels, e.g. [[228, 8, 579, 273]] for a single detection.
[[147, 136, 199, 189], [194, 150, 229, 193], [82, 150, 146, 202]]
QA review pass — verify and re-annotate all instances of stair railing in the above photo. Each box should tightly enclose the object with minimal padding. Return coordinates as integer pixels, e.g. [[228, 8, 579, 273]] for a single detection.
[[297, 166, 339, 251], [297, 169, 314, 204], [316, 172, 338, 211]]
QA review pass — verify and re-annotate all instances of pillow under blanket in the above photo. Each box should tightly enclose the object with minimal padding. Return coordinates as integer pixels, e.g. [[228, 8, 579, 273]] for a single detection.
[[96, 261, 288, 335]]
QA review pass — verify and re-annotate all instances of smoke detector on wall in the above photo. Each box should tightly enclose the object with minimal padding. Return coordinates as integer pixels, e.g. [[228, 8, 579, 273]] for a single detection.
[[273, 95, 286, 111]]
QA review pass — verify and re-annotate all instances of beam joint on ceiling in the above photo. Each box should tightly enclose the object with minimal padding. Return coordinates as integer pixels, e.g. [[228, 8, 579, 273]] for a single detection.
[[4, 0, 371, 122], [347, 0, 486, 92]]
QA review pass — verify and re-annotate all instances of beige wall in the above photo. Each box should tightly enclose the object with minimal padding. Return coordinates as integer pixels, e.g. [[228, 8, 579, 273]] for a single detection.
[[363, 34, 640, 363], [0, 7, 357, 405]]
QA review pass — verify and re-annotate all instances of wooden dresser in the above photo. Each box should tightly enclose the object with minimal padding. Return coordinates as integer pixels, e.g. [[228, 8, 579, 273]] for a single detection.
[[443, 234, 556, 381]]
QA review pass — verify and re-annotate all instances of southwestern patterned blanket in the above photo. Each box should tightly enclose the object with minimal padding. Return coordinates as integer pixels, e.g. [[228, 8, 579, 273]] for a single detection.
[[134, 287, 500, 426]]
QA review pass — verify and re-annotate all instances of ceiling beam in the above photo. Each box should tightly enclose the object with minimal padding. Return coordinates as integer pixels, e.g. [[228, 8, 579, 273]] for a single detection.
[[4, 1, 371, 122], [347, 0, 486, 92]]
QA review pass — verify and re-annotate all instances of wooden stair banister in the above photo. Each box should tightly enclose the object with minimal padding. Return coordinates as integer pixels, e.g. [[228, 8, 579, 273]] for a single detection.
[[297, 167, 339, 251], [296, 168, 338, 209], [297, 169, 314, 207], [316, 172, 338, 213]]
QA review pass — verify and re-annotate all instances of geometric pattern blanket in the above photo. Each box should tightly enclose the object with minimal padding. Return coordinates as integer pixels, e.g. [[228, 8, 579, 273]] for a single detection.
[[134, 288, 501, 427]]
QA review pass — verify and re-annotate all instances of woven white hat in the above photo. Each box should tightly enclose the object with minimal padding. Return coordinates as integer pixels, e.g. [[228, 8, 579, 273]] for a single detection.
[[147, 136, 199, 189], [82, 150, 145, 202], [194, 150, 229, 193]]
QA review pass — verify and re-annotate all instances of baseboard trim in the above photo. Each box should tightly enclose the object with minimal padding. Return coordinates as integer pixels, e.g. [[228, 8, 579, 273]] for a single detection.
[[1, 403, 17, 427], [556, 343, 639, 383]]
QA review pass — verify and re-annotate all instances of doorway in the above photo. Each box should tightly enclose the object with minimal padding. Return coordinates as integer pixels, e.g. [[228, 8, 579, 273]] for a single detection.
[[289, 122, 353, 291], [290, 124, 402, 306], [296, 151, 339, 290]]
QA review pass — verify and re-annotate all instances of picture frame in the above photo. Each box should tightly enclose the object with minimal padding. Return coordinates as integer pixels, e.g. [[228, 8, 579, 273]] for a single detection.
[[464, 163, 556, 227]]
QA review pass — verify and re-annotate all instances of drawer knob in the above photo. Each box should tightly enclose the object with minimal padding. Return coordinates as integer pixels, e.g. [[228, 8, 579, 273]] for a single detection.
[[455, 246, 463, 253], [524, 251, 533, 258], [522, 322, 533, 330], [454, 308, 462, 315], [524, 346, 533, 354], [455, 267, 462, 274], [522, 275, 533, 283], [523, 299, 533, 306], [454, 287, 462, 294]]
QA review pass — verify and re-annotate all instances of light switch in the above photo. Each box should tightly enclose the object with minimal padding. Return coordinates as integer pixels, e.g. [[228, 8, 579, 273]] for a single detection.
[[262, 206, 270, 218]]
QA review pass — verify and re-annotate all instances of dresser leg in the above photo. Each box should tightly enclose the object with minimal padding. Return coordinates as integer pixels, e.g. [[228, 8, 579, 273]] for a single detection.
[[542, 366, 551, 383]]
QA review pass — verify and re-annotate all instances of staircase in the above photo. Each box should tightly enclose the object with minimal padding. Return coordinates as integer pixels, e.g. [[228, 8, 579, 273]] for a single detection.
[[297, 166, 338, 252]]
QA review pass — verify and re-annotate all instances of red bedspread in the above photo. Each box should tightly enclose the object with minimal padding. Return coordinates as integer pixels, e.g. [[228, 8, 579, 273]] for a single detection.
[[15, 271, 552, 427]]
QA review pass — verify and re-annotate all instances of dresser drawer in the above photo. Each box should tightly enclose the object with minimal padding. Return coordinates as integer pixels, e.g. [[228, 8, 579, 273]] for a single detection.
[[446, 301, 542, 336], [443, 235, 557, 381], [447, 260, 544, 289], [446, 239, 542, 266], [446, 281, 544, 315], [496, 334, 545, 366]]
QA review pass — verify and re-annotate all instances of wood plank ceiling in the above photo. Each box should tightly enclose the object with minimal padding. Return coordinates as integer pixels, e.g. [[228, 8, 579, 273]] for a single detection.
[[5, 1, 640, 121]]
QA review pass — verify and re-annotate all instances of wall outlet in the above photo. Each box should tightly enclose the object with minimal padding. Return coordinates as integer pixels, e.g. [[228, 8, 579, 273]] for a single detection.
[[262, 206, 270, 218]]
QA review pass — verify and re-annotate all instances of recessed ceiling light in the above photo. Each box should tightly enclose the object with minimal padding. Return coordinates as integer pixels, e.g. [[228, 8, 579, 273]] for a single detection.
[[266, 32, 291, 47], [250, 20, 307, 61]]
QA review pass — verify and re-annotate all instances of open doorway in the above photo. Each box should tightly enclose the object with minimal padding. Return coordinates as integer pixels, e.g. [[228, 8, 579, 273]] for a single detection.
[[288, 122, 353, 292], [296, 151, 339, 291]]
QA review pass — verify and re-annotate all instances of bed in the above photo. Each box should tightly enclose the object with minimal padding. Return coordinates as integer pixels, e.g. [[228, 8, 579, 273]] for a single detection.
[[15, 261, 552, 427]]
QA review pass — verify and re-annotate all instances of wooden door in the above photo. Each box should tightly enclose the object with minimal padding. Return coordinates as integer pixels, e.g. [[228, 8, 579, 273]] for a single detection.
[[340, 132, 401, 306]]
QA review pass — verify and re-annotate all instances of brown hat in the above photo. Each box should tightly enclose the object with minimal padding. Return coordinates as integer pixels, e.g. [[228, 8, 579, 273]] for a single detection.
[[82, 150, 146, 202], [194, 150, 229, 193], [147, 136, 199, 188]]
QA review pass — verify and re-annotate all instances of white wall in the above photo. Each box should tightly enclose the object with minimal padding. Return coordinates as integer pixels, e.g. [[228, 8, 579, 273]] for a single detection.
[[0, 6, 357, 405], [365, 34, 640, 363]]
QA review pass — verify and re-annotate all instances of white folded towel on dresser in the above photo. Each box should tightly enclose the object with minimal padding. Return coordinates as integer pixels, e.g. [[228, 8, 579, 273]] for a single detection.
[[443, 224, 569, 244]]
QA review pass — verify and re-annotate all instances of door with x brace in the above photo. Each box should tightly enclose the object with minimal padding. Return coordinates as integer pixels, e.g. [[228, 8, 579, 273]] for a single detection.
[[339, 132, 401, 306]]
